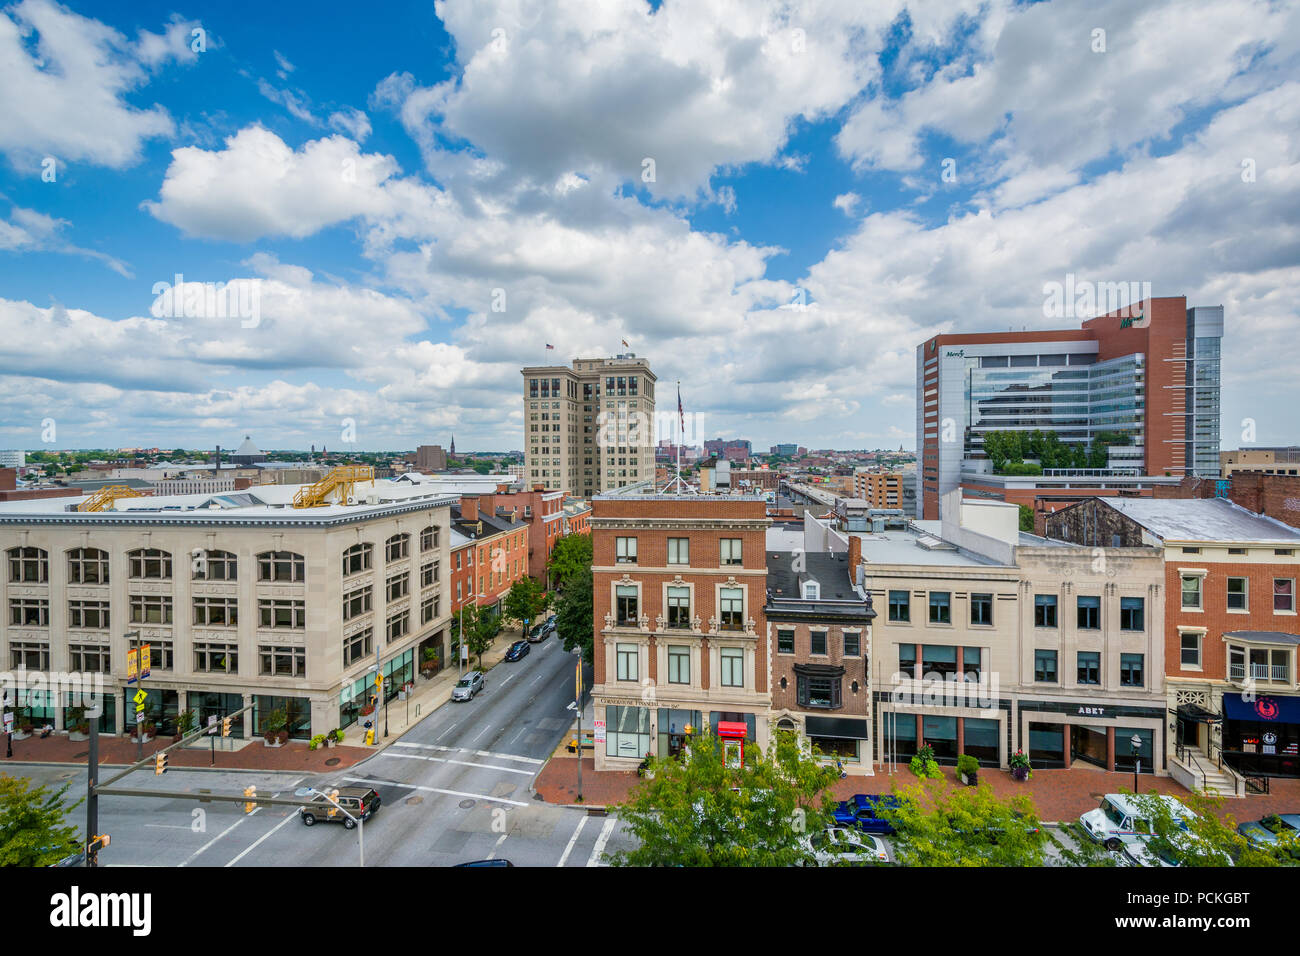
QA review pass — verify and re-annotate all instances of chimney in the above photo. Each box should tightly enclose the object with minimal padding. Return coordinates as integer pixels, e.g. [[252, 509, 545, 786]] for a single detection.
[[847, 534, 862, 582], [460, 495, 478, 522], [215, 445, 221, 470], [478, 493, 495, 517]]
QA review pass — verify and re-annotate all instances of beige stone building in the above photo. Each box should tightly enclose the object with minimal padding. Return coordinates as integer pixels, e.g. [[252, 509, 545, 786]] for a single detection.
[[522, 353, 657, 497], [0, 480, 453, 740]]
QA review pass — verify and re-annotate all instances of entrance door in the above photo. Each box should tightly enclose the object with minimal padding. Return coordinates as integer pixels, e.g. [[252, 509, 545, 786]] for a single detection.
[[1071, 724, 1109, 769], [1176, 716, 1203, 755]]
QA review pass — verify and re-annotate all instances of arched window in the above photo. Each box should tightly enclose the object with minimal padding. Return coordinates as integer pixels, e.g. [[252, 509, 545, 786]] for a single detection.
[[257, 551, 305, 582], [342, 543, 373, 577], [68, 547, 110, 584], [420, 526, 438, 553], [193, 549, 237, 581], [128, 548, 172, 580], [386, 533, 410, 562], [7, 546, 48, 583]]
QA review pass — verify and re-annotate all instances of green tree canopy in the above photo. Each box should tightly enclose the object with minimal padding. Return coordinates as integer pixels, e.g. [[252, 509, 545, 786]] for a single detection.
[[610, 730, 838, 867], [880, 780, 1048, 866], [555, 569, 593, 662], [0, 775, 82, 867], [502, 576, 551, 637], [547, 532, 593, 590], [1130, 792, 1281, 867]]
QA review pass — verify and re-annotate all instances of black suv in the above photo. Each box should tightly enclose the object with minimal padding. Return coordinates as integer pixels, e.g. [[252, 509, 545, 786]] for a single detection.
[[300, 787, 381, 829]]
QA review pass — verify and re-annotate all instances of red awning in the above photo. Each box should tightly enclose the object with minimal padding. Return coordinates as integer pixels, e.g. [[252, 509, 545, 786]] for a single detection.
[[717, 721, 747, 739]]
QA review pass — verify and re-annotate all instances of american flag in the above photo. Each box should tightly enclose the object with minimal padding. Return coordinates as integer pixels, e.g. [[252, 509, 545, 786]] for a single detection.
[[545, 343, 554, 350], [621, 338, 629, 347], [678, 384, 684, 433]]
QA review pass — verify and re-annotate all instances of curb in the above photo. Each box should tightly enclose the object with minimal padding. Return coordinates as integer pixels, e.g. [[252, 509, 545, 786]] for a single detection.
[[0, 759, 319, 776]]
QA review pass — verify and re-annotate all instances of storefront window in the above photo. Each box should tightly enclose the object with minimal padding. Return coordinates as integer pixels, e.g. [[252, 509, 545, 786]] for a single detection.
[[883, 712, 917, 758], [1028, 721, 1066, 769], [708, 711, 756, 741], [122, 688, 178, 737], [606, 705, 650, 759], [254, 695, 311, 740], [656, 708, 701, 757], [810, 736, 859, 761], [1116, 727, 1155, 774], [63, 690, 115, 733], [923, 715, 958, 761], [963, 717, 999, 764], [189, 691, 244, 738], [922, 644, 956, 678]]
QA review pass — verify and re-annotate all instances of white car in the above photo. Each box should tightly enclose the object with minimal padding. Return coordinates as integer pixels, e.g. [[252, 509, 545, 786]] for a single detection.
[[798, 826, 890, 866], [1079, 793, 1195, 850], [450, 671, 484, 702]]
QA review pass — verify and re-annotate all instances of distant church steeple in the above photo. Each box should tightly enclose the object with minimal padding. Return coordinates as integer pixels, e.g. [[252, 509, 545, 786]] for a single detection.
[[450, 435, 455, 456]]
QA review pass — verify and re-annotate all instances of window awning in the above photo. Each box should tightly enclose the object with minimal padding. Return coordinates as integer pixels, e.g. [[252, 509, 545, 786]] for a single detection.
[[805, 716, 870, 739], [1223, 693, 1300, 724]]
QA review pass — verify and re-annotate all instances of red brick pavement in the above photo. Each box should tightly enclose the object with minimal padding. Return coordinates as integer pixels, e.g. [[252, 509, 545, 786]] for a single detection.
[[0, 732, 369, 773], [533, 756, 1300, 825]]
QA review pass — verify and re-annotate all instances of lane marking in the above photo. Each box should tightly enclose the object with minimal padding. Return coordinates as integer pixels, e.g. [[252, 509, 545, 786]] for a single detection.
[[499, 673, 517, 688], [393, 741, 545, 764], [341, 775, 528, 807], [472, 724, 492, 743], [587, 816, 617, 867], [379, 751, 534, 775], [557, 815, 587, 867], [179, 813, 254, 867], [486, 832, 509, 860], [225, 808, 301, 867]]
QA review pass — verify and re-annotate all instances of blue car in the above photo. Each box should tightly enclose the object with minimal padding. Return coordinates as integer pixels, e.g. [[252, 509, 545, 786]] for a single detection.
[[833, 794, 900, 835], [504, 640, 530, 662]]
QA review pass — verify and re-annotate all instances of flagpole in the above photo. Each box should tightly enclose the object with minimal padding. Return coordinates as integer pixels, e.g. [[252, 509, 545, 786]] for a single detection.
[[676, 380, 682, 494]]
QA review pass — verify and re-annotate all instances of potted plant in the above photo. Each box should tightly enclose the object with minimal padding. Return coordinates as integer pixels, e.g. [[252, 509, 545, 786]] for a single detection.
[[175, 708, 197, 741], [1009, 749, 1033, 782], [420, 648, 439, 679], [17, 721, 34, 739], [957, 753, 979, 786], [324, 727, 339, 748], [909, 744, 943, 779], [333, 728, 346, 744], [309, 733, 326, 751], [67, 706, 88, 741], [262, 706, 288, 747]]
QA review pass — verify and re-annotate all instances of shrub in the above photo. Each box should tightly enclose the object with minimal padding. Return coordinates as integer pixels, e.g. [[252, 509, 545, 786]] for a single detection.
[[309, 734, 326, 751], [957, 754, 980, 777]]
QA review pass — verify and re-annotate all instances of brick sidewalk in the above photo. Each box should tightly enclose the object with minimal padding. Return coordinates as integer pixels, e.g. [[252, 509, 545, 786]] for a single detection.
[[0, 731, 370, 773], [532, 756, 1300, 825]]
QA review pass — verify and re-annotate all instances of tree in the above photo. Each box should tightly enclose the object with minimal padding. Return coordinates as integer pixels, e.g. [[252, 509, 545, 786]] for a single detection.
[[0, 775, 83, 867], [1018, 505, 1035, 532], [555, 569, 593, 662], [610, 729, 838, 866], [879, 780, 1049, 866], [1129, 791, 1281, 867], [547, 532, 593, 591], [502, 576, 550, 638], [458, 602, 500, 669]]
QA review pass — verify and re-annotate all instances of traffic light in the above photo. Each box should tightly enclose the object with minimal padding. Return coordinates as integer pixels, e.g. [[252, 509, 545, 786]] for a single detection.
[[221, 717, 232, 737], [243, 785, 257, 813], [326, 789, 340, 818], [154, 751, 167, 775]]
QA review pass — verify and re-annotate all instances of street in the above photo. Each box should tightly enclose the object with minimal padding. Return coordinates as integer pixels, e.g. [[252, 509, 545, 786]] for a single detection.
[[9, 634, 635, 867]]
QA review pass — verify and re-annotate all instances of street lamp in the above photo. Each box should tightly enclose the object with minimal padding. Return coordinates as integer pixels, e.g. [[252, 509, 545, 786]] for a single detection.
[[1130, 733, 1142, 793], [573, 646, 584, 803]]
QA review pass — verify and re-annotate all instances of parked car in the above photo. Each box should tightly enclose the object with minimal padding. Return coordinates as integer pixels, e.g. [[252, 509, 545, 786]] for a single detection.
[[1120, 831, 1232, 867], [832, 794, 900, 835], [451, 671, 485, 701], [1238, 814, 1300, 859], [527, 617, 556, 643], [1079, 793, 1194, 850], [300, 787, 381, 829], [797, 826, 890, 865], [454, 859, 514, 867], [504, 640, 530, 662], [948, 810, 1040, 843]]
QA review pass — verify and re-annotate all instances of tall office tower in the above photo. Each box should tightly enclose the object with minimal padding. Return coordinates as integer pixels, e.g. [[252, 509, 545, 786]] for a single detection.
[[916, 296, 1223, 520], [522, 353, 657, 496]]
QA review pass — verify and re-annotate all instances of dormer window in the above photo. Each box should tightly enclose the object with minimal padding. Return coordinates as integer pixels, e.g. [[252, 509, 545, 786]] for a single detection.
[[801, 581, 820, 600]]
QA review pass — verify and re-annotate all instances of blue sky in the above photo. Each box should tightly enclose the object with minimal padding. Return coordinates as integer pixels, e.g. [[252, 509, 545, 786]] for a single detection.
[[0, 0, 1297, 453]]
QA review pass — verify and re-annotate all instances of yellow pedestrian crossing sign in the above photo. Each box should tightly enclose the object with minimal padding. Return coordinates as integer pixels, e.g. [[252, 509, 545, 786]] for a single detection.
[[133, 690, 147, 706]]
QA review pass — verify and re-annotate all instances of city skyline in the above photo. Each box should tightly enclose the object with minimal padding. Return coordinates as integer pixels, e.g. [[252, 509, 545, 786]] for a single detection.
[[1, 1, 1297, 454]]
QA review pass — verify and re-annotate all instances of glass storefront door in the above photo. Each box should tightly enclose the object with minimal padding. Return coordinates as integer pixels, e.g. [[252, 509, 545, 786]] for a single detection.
[[190, 691, 245, 739], [657, 708, 701, 757], [1071, 724, 1109, 769], [1028, 721, 1065, 769], [123, 688, 178, 736]]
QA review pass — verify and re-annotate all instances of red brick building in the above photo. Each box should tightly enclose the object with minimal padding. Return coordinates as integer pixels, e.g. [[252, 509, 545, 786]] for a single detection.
[[590, 494, 771, 770], [448, 494, 529, 624]]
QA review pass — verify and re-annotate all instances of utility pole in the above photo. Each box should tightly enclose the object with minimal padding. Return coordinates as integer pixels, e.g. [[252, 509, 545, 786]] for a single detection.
[[86, 706, 98, 866], [575, 648, 584, 803]]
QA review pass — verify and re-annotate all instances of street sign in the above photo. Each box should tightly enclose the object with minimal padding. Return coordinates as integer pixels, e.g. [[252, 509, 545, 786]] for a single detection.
[[126, 647, 138, 684], [135, 712, 144, 724], [2, 712, 12, 733], [594, 718, 606, 744], [133, 690, 147, 706], [460, 643, 468, 662], [140, 643, 151, 680], [207, 715, 218, 734]]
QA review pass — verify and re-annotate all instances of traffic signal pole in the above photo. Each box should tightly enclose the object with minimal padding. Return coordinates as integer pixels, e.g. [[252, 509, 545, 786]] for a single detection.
[[87, 711, 98, 867]]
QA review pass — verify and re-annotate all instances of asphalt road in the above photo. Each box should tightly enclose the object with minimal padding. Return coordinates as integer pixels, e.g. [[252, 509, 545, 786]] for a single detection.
[[8, 632, 635, 867]]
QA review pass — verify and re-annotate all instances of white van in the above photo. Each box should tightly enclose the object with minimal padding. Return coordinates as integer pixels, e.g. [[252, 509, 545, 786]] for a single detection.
[[1079, 793, 1195, 849]]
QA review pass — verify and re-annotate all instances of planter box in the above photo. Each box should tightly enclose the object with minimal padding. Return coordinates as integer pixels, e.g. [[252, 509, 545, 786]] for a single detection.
[[263, 739, 283, 748], [1010, 766, 1030, 782], [11, 731, 31, 741], [68, 732, 89, 742], [960, 772, 978, 786]]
